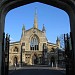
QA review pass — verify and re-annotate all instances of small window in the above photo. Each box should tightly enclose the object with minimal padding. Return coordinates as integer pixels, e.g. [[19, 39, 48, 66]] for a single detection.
[[43, 43, 46, 49], [22, 42, 25, 46], [14, 47, 18, 52], [51, 48, 55, 52]]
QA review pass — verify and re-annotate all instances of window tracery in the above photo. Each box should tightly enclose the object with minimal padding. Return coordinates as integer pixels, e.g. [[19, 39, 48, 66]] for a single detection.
[[30, 36, 39, 50]]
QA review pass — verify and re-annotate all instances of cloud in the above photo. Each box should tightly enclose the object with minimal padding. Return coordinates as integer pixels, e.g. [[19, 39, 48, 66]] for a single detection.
[[48, 40, 50, 42], [10, 37, 15, 43]]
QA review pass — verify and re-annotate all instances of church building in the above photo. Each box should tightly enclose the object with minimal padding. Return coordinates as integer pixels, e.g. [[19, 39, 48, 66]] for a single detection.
[[9, 9, 60, 66]]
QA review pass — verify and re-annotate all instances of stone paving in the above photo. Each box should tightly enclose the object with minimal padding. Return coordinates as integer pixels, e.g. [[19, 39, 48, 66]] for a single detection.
[[9, 66, 66, 75]]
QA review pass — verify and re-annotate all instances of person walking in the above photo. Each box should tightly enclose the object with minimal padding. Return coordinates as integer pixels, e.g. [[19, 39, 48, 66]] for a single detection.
[[14, 63, 16, 70]]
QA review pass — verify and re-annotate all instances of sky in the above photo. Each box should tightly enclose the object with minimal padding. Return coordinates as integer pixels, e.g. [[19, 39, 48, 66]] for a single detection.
[[5, 2, 70, 43]]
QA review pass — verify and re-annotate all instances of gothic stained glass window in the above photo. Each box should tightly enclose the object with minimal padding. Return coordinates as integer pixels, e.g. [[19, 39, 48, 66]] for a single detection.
[[30, 36, 39, 50]]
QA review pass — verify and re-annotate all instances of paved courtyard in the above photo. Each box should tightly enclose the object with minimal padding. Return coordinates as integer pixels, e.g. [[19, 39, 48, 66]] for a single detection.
[[9, 66, 66, 75]]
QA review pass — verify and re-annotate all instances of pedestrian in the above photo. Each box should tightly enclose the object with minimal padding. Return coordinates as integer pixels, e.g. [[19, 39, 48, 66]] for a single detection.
[[15, 63, 16, 70]]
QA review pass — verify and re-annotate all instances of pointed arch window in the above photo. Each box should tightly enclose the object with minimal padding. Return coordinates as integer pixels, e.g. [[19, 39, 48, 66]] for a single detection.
[[30, 36, 39, 50]]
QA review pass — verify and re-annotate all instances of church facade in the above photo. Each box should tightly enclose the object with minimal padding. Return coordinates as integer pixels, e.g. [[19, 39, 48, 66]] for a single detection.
[[9, 10, 60, 66]]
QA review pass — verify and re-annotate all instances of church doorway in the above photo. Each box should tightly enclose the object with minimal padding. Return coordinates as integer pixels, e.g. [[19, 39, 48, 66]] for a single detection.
[[13, 57, 18, 66], [32, 53, 38, 65], [51, 56, 55, 66]]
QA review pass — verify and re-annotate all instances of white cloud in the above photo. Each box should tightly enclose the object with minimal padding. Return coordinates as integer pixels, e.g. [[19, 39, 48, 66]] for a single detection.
[[10, 37, 15, 43], [48, 40, 50, 42]]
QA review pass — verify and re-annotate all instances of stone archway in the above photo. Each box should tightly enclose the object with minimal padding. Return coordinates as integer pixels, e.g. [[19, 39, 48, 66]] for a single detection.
[[0, 0, 75, 75]]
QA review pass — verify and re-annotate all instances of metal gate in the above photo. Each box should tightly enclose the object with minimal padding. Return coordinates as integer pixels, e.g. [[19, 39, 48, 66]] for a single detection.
[[64, 32, 74, 75], [1, 32, 10, 75]]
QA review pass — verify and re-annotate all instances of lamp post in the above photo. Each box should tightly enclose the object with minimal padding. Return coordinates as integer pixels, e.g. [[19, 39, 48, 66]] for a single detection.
[[58, 48, 59, 67], [20, 45, 22, 67], [42, 43, 47, 65]]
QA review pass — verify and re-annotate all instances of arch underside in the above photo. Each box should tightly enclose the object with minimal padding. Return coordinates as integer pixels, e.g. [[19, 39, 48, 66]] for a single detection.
[[0, 0, 74, 42], [0, 0, 74, 43]]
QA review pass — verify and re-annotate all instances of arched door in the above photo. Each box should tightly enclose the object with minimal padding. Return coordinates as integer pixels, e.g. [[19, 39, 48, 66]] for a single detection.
[[13, 57, 18, 66], [32, 53, 38, 65], [51, 56, 55, 66]]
